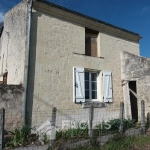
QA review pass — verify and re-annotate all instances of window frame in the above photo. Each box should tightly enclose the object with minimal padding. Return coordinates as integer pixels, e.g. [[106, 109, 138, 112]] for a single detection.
[[73, 67, 113, 104]]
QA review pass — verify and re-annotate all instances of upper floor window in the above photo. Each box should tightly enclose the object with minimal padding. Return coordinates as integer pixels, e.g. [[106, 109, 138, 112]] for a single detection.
[[85, 28, 99, 57]]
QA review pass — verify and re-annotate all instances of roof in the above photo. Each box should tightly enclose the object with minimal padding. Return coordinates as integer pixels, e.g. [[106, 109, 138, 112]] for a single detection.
[[36, 0, 140, 37]]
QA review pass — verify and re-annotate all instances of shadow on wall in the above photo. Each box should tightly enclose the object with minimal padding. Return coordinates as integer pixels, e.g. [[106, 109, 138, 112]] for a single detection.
[[25, 11, 41, 126]]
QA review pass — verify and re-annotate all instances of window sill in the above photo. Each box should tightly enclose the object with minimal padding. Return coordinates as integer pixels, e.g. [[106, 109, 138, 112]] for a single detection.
[[82, 102, 106, 108], [73, 52, 104, 59]]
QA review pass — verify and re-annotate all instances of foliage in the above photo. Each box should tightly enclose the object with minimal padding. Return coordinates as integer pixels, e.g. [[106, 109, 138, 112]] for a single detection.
[[56, 122, 89, 141], [95, 118, 136, 134], [13, 126, 33, 146], [4, 126, 38, 148]]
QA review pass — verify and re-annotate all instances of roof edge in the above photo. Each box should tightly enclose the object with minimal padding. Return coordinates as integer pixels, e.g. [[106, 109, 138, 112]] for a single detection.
[[35, 0, 141, 38]]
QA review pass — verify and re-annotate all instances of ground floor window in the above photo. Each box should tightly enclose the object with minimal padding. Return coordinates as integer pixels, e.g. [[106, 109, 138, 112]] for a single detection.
[[73, 67, 113, 103], [85, 72, 98, 101]]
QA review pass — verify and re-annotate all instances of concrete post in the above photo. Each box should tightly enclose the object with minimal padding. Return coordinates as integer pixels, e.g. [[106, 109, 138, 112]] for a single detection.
[[119, 102, 124, 134], [0, 108, 5, 149], [141, 100, 145, 134], [89, 104, 94, 138], [147, 112, 150, 128], [50, 107, 57, 149]]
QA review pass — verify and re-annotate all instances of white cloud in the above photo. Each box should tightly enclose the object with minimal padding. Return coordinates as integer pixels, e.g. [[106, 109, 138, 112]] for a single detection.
[[140, 6, 149, 15], [0, 12, 4, 22]]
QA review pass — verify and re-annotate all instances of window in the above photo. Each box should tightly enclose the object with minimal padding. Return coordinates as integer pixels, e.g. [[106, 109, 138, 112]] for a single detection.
[[73, 67, 113, 103], [85, 28, 98, 57], [85, 72, 98, 101], [0, 72, 7, 84], [3, 72, 7, 84]]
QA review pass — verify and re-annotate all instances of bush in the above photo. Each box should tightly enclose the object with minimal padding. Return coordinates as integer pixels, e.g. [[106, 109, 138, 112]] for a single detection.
[[95, 118, 135, 133]]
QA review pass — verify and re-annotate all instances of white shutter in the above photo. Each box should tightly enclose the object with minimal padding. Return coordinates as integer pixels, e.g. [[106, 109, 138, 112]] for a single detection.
[[73, 67, 85, 103], [103, 71, 113, 102]]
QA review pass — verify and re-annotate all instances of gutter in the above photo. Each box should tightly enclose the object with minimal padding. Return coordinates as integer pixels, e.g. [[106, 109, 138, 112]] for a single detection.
[[23, 0, 33, 125]]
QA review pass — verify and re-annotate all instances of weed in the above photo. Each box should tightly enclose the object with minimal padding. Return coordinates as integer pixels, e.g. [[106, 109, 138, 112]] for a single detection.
[[4, 126, 36, 148], [40, 132, 49, 144]]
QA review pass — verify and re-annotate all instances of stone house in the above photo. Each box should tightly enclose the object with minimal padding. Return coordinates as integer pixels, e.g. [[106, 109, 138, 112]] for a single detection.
[[0, 0, 148, 126]]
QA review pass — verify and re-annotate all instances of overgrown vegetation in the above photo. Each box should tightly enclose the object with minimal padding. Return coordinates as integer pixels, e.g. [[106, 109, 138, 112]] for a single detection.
[[4, 118, 137, 149], [4, 126, 49, 149], [102, 134, 150, 150], [56, 122, 89, 141], [95, 118, 136, 135], [64, 134, 150, 150]]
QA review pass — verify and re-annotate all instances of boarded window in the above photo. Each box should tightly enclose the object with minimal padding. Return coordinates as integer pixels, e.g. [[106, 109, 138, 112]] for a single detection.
[[85, 28, 98, 57], [3, 73, 7, 84]]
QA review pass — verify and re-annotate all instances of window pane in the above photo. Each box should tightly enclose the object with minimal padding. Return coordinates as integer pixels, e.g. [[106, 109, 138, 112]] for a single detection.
[[85, 72, 89, 80], [92, 82, 97, 90], [92, 91, 97, 99], [85, 81, 89, 90], [85, 90, 89, 99], [91, 73, 97, 81]]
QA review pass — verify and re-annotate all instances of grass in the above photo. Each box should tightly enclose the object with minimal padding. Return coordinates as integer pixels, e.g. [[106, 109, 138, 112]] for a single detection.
[[3, 119, 138, 149], [54, 119, 136, 149], [102, 134, 150, 150], [61, 134, 150, 150]]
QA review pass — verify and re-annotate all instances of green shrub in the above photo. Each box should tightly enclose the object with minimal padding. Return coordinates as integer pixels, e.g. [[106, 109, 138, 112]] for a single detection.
[[13, 126, 33, 146], [5, 126, 36, 148], [95, 118, 135, 133]]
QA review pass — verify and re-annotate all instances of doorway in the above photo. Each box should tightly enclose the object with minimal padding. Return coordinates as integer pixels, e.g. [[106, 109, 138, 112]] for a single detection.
[[129, 81, 138, 122]]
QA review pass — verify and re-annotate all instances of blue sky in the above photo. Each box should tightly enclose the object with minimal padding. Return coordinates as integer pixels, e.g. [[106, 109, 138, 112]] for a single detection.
[[0, 0, 150, 57]]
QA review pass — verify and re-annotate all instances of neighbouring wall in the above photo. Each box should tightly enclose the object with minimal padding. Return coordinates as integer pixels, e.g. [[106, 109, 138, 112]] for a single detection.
[[0, 0, 28, 84], [121, 51, 150, 118], [0, 84, 23, 130]]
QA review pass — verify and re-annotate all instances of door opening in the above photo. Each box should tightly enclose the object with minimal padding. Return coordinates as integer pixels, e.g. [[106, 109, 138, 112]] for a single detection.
[[129, 81, 138, 122]]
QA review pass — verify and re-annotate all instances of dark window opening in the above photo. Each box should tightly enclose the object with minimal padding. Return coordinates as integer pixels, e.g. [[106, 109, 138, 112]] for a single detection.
[[85, 28, 98, 57], [129, 81, 138, 122], [0, 72, 8, 84]]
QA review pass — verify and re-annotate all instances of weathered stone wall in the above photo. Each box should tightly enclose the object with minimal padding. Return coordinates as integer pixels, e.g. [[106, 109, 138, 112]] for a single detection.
[[0, 84, 23, 130], [100, 33, 139, 106], [121, 51, 150, 119], [0, 1, 28, 84]]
